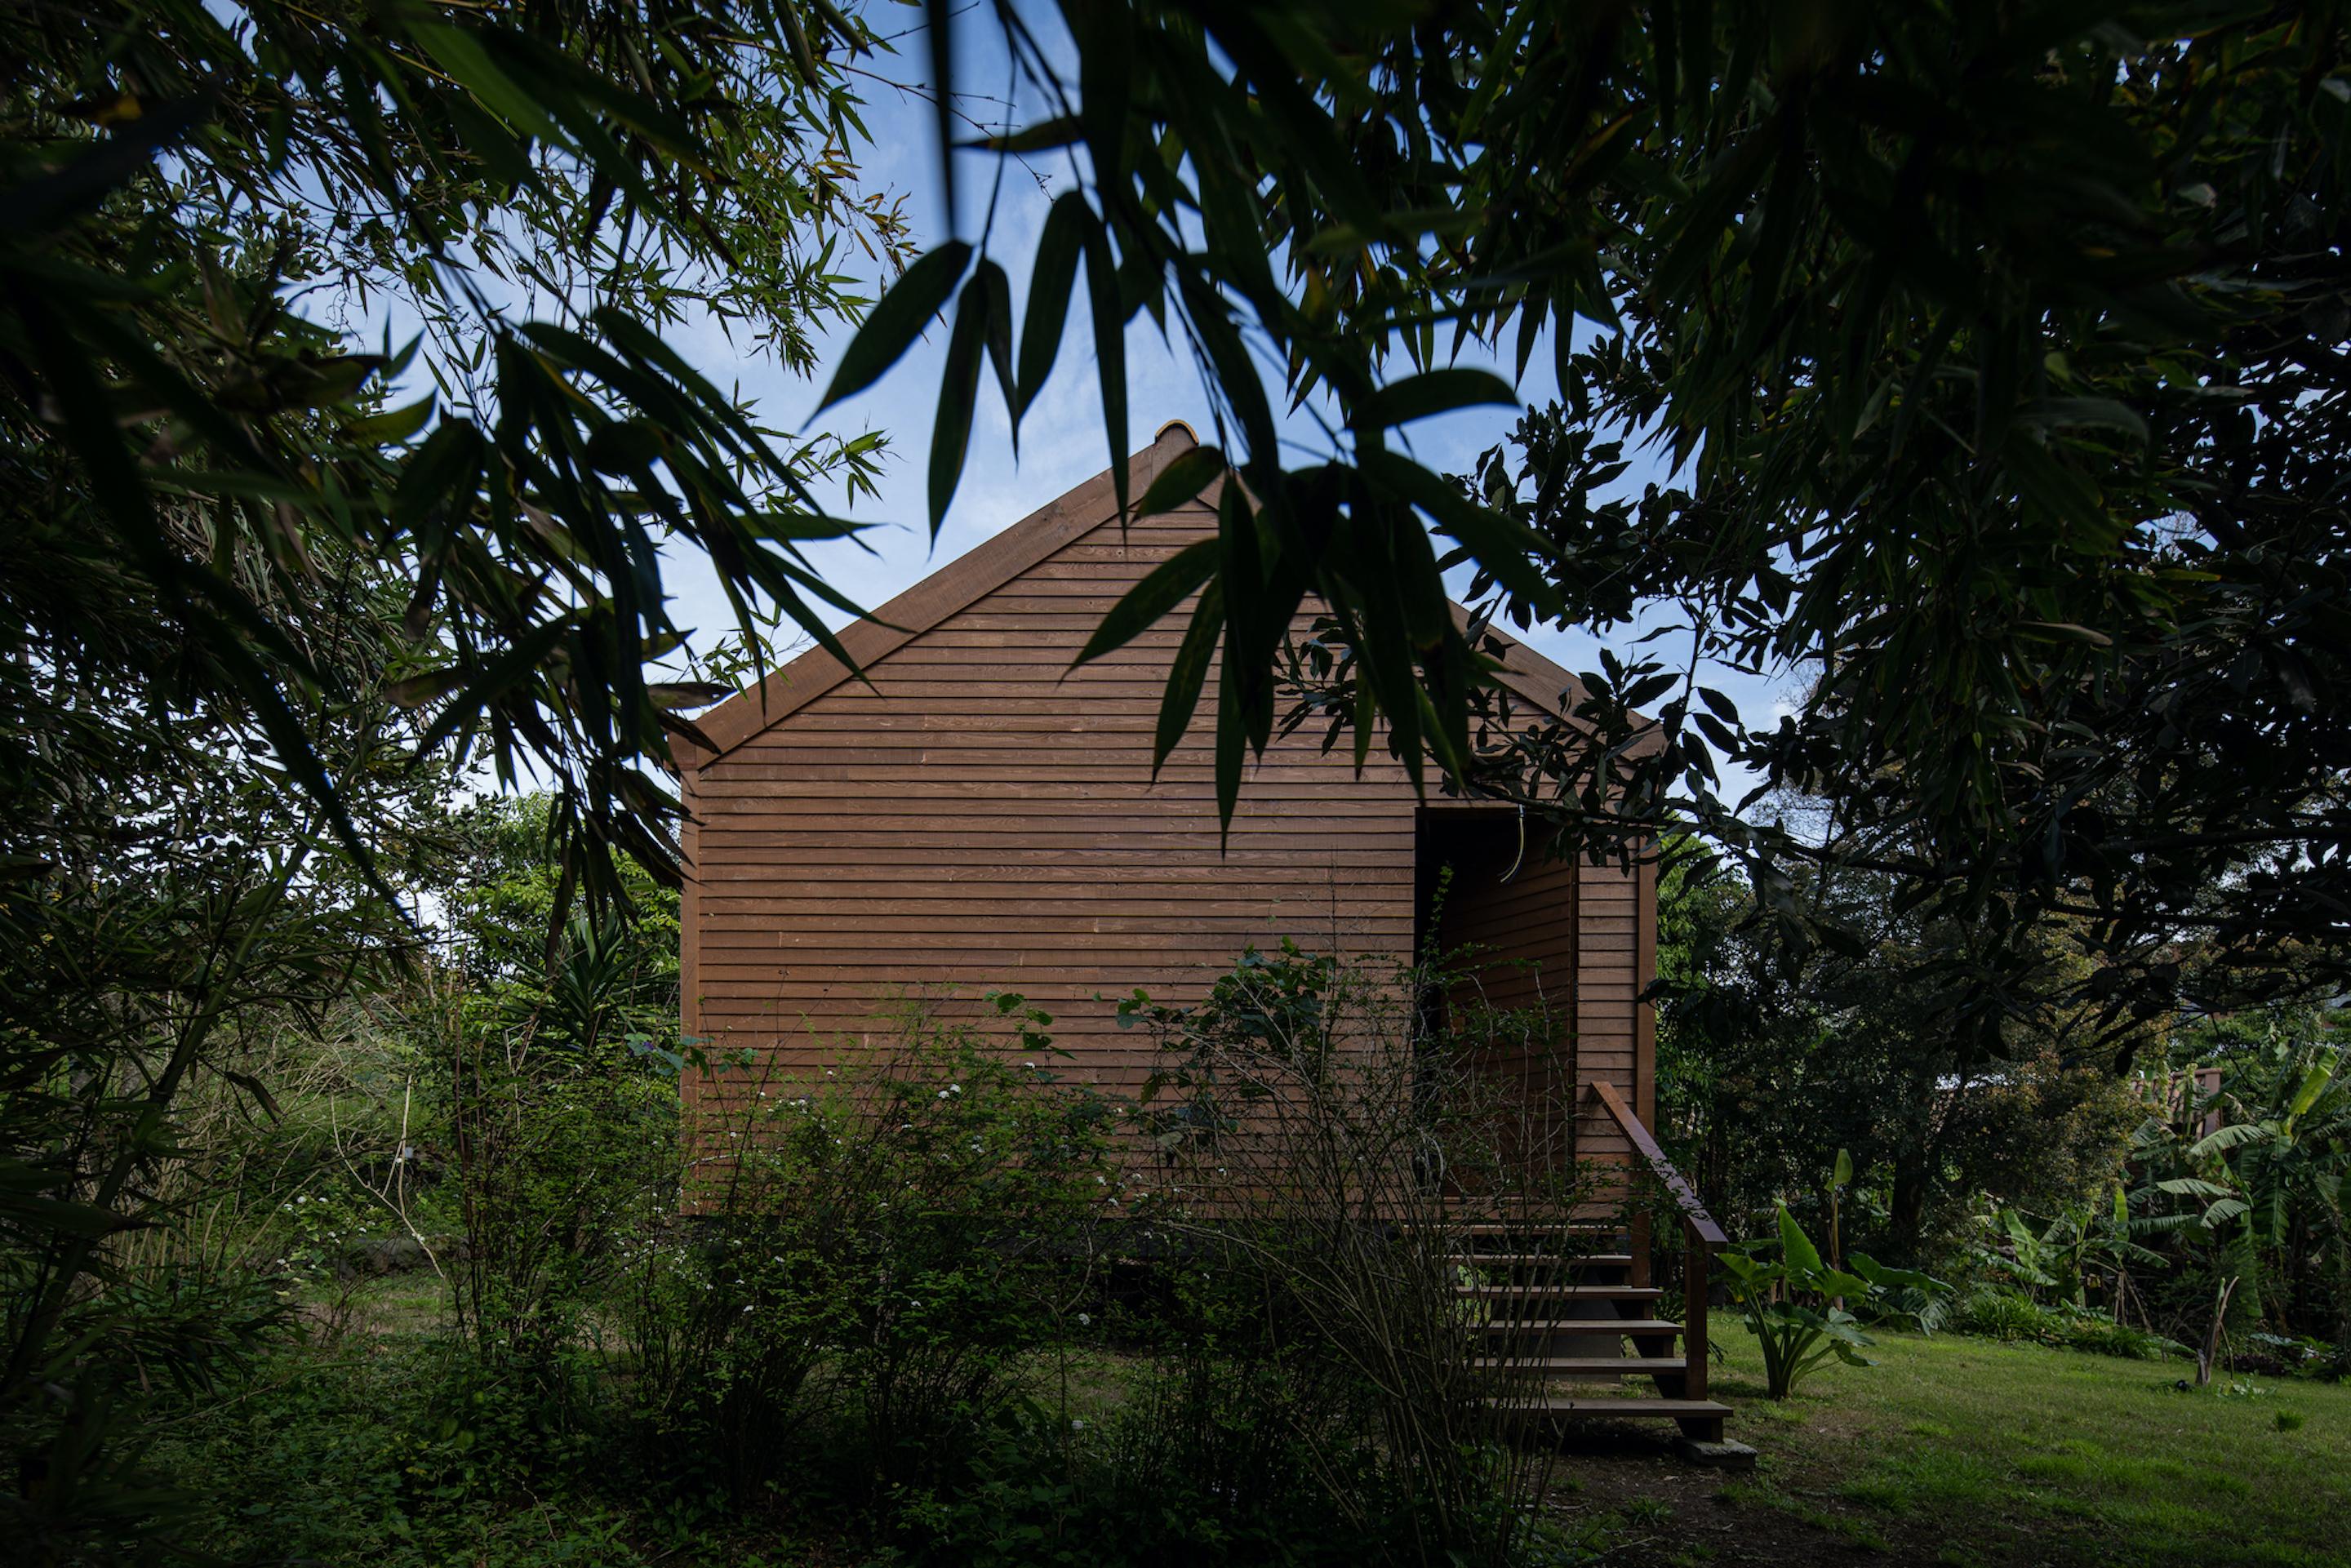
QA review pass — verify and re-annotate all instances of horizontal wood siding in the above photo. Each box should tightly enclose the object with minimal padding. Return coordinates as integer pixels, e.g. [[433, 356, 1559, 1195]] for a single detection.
[[680, 436, 1654, 1175], [1576, 856, 1642, 1172], [684, 502, 1421, 1114]]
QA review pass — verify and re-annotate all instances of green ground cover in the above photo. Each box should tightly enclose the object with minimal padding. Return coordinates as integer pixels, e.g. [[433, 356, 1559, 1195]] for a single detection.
[[1559, 1331, 2351, 1567], [156, 1277, 2351, 1566]]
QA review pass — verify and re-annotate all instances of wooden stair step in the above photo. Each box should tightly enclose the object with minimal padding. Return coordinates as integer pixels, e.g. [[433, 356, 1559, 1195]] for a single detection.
[[1446, 1253, 1633, 1268], [1455, 1283, 1661, 1300], [1474, 1356, 1687, 1377], [1505, 1397, 1733, 1419], [1420, 1222, 1626, 1232], [1476, 1318, 1682, 1337]]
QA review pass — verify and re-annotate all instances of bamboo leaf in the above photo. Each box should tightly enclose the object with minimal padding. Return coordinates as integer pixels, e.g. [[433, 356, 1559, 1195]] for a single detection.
[[1135, 445, 1226, 519], [1017, 193, 1089, 417], [923, 0, 956, 222], [974, 258, 1016, 430], [1154, 580, 1224, 772], [927, 275, 990, 534], [1355, 368, 1518, 429], [817, 240, 971, 413], [1077, 537, 1218, 665], [1079, 211, 1130, 517]]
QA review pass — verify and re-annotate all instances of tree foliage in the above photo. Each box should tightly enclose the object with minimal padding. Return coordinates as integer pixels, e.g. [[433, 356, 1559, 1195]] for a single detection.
[[1653, 814, 2143, 1262], [2131, 1006, 2351, 1340], [1, 3, 904, 1551], [874, 2, 2351, 1019], [3, 0, 909, 903]]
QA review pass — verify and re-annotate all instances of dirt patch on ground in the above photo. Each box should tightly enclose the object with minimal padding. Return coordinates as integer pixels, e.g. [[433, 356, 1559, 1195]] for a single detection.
[[1537, 1424, 1909, 1566]]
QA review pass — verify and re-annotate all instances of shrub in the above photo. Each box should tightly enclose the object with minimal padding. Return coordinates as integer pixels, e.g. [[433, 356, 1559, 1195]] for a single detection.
[[1122, 940, 1582, 1566], [1948, 1286, 2184, 1361], [626, 995, 1116, 1508], [2242, 1332, 2351, 1381], [897, 1358, 1390, 1568], [1718, 1206, 1949, 1397]]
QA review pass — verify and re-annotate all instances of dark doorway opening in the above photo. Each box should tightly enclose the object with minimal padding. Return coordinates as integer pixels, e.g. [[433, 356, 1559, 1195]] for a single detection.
[[1413, 806, 1580, 1183]]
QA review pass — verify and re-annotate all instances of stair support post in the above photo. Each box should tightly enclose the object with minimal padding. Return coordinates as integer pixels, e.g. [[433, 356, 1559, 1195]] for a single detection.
[[1683, 1226, 1711, 1407], [1587, 1079, 1731, 1446]]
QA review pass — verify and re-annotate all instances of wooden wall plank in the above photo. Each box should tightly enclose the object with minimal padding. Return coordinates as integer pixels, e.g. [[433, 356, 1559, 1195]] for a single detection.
[[678, 434, 1653, 1171]]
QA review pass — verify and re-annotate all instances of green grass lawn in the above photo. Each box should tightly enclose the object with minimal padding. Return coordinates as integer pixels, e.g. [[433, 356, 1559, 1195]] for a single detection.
[[220, 1276, 2351, 1567], [1560, 1331, 2351, 1568]]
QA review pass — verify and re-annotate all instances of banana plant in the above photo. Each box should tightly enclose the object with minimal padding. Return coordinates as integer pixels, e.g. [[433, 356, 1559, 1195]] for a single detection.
[[2128, 1039, 2349, 1330], [1975, 1196, 2165, 1311], [2134, 1046, 2345, 1240], [2200, 1046, 2346, 1253], [1719, 1206, 1949, 1399]]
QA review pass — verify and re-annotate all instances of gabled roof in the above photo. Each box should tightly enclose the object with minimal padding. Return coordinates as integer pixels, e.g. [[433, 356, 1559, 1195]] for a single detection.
[[675, 420, 1591, 770]]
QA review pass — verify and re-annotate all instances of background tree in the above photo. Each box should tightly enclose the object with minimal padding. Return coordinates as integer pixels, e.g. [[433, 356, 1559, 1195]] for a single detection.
[[3, 0, 909, 902], [2, 2, 903, 1549], [2130, 999, 2351, 1344], [1653, 813, 2140, 1264]]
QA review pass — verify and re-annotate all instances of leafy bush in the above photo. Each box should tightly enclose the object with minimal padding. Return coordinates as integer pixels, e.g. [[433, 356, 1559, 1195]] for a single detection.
[[1720, 1206, 1949, 1397], [1121, 939, 1584, 1566], [2242, 1332, 2351, 1382], [1948, 1287, 2184, 1361], [626, 994, 1116, 1508], [444, 824, 687, 1366], [898, 1369, 1350, 1568]]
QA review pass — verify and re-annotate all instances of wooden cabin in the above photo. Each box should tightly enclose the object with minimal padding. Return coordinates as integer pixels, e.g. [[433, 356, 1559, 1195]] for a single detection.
[[672, 423, 1734, 1444], [673, 423, 1653, 1138]]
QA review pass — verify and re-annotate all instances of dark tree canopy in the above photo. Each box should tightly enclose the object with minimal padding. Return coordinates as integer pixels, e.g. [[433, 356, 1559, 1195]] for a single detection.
[[1, 3, 904, 1542], [2, 0, 909, 908], [861, 2, 2351, 1024]]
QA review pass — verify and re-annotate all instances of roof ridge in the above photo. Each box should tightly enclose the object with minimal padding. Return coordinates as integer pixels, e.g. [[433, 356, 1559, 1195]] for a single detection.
[[673, 426, 1592, 769]]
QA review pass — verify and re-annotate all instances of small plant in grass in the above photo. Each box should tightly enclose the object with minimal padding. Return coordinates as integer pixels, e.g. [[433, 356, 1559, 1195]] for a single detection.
[[1718, 1206, 1949, 1398], [1950, 1287, 2185, 1360]]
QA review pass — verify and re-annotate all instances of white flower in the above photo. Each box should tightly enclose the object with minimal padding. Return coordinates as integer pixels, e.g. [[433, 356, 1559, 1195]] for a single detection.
[[1071, 1419, 1087, 1430], [1077, 1313, 1091, 1327]]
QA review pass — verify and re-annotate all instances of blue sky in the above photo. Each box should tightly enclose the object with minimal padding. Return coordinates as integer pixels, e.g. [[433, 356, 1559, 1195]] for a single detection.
[[645, 8, 1789, 801]]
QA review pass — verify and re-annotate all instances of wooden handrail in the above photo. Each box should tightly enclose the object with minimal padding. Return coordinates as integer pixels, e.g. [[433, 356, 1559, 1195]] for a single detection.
[[1588, 1079, 1728, 1250], [1589, 1078, 1726, 1415]]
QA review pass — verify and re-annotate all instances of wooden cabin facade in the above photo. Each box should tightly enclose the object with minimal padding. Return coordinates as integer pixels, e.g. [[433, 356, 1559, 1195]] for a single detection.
[[672, 423, 1655, 1150], [670, 422, 1735, 1445]]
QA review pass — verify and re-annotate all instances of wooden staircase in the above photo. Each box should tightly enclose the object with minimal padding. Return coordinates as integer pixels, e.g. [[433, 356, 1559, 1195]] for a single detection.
[[1451, 1082, 1736, 1446]]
